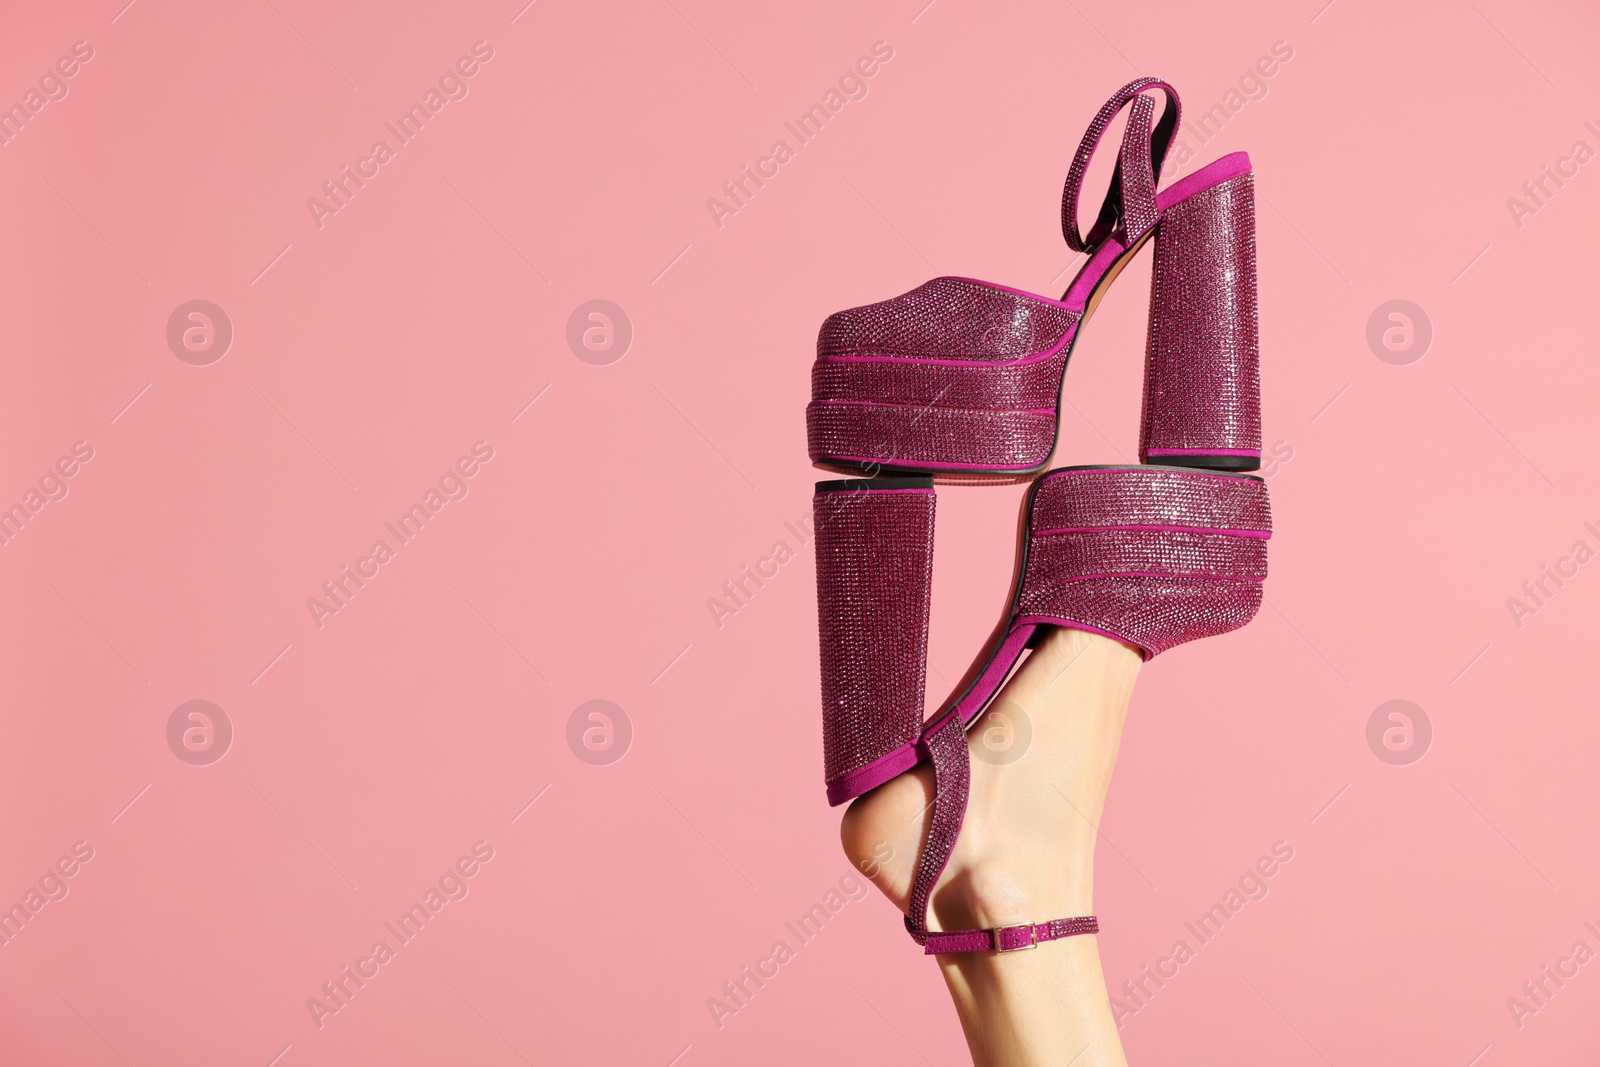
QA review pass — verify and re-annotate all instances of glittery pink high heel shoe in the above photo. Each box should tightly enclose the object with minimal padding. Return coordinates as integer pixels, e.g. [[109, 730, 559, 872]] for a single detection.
[[807, 77, 1261, 476], [815, 464, 1272, 952]]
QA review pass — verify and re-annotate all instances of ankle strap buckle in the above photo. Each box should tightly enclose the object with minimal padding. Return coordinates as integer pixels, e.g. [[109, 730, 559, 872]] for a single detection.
[[992, 923, 1038, 952]]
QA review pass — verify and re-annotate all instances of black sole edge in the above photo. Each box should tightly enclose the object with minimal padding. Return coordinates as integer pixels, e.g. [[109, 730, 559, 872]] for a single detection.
[[814, 474, 934, 493], [1147, 455, 1262, 472], [815, 463, 1264, 488]]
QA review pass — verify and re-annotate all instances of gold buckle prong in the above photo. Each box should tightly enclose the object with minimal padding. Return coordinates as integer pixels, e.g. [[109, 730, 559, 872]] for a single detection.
[[993, 923, 1037, 952]]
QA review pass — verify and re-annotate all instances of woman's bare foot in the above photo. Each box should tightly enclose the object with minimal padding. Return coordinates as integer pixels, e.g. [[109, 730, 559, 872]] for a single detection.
[[840, 627, 1141, 1067]]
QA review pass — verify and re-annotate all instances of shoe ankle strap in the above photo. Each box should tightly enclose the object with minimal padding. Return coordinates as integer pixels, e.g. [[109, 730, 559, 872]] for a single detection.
[[914, 915, 1100, 955], [902, 713, 969, 946], [899, 713, 1103, 955], [1062, 77, 1181, 253]]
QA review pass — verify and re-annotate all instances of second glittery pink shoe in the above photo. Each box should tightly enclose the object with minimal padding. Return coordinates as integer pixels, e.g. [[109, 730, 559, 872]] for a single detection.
[[814, 464, 1272, 953]]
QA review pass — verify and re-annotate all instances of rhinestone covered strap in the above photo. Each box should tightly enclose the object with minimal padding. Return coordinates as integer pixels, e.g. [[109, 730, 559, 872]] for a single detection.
[[903, 714, 969, 946], [903, 714, 1102, 955], [1117, 94, 1159, 244], [921, 916, 1100, 955], [1061, 77, 1181, 253]]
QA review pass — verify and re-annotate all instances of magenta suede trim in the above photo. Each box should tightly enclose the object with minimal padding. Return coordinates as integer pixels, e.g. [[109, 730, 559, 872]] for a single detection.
[[815, 452, 1045, 473], [811, 329, 1074, 370], [826, 743, 922, 806], [1054, 571, 1266, 583], [1060, 236, 1128, 307], [1156, 152, 1251, 207], [812, 399, 1058, 416], [950, 624, 1037, 727], [1144, 447, 1262, 457], [1041, 466, 1262, 485], [1032, 523, 1270, 539]]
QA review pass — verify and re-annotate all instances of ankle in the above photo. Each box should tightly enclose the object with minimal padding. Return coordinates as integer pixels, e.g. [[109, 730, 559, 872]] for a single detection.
[[932, 848, 1095, 933]]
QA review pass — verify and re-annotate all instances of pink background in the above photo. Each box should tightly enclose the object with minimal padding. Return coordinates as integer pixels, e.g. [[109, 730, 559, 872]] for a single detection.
[[2, 0, 1597, 1063]]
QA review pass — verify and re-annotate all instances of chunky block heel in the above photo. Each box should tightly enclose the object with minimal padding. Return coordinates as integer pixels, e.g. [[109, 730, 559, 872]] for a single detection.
[[814, 477, 936, 806], [1140, 172, 1262, 470]]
